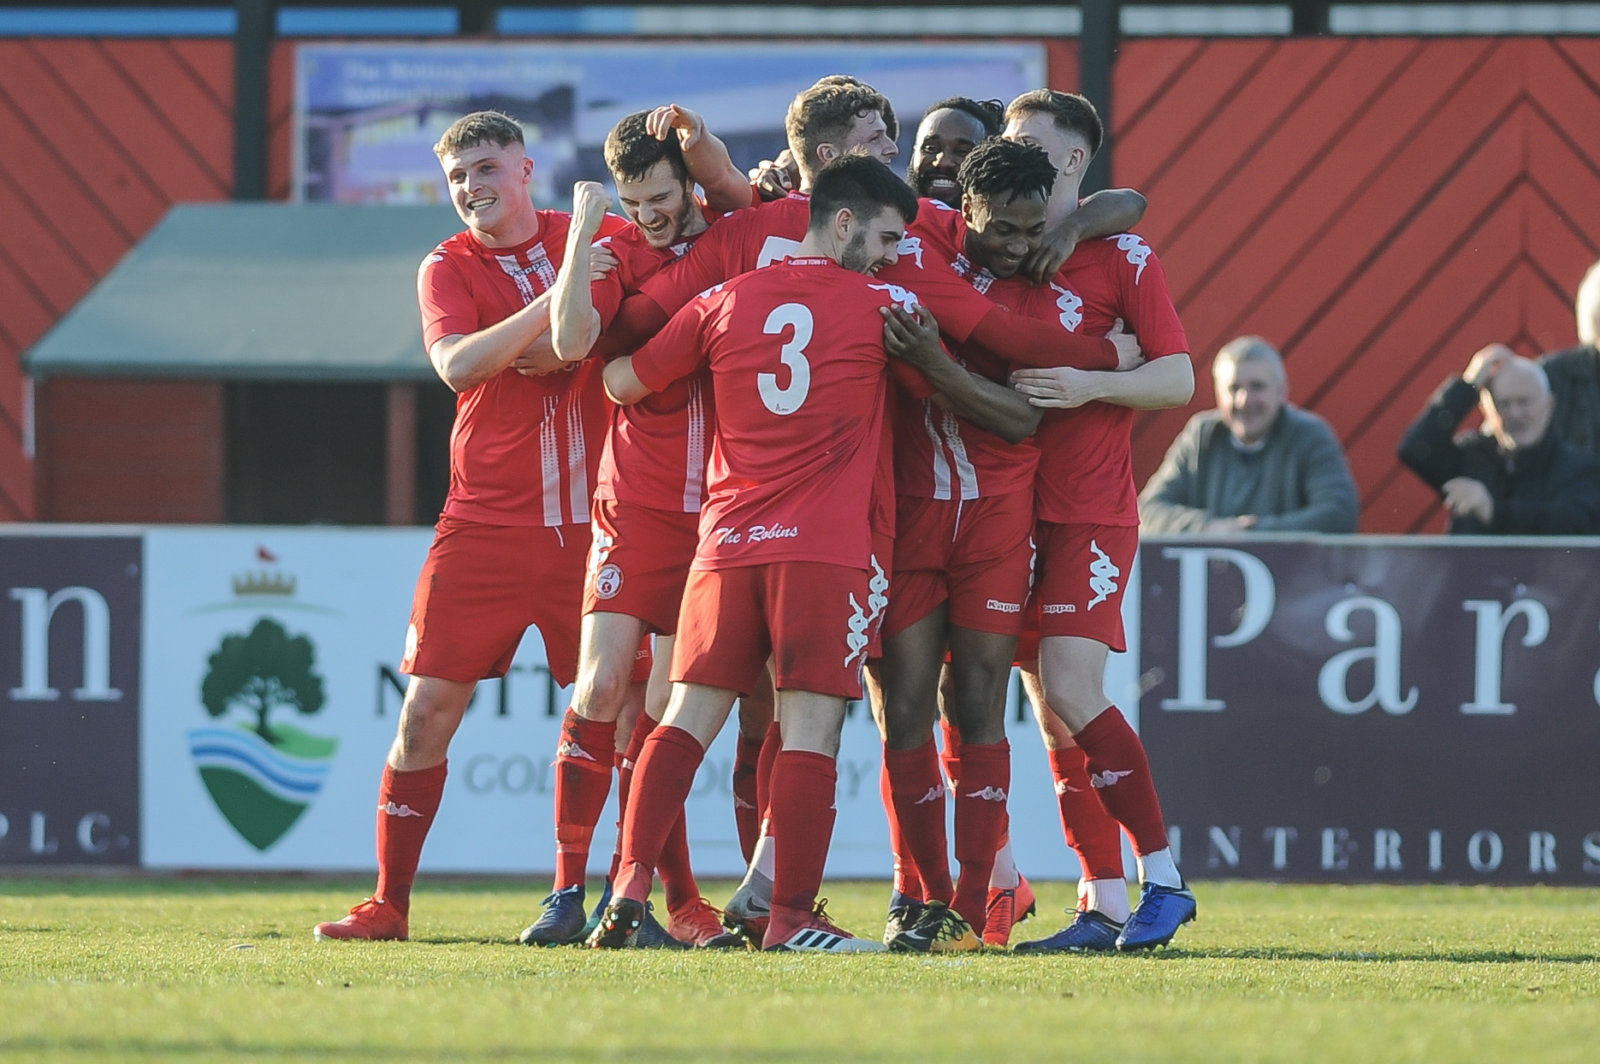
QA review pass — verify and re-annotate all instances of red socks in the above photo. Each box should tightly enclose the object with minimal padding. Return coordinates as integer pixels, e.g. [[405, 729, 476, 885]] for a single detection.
[[768, 750, 838, 923], [614, 725, 704, 903], [552, 708, 617, 891], [939, 718, 963, 790], [732, 732, 764, 864], [616, 715, 699, 909], [1048, 744, 1125, 881], [880, 758, 925, 900], [951, 740, 1010, 928], [754, 721, 782, 823], [374, 761, 447, 917], [1071, 706, 1170, 857], [883, 741, 954, 904]]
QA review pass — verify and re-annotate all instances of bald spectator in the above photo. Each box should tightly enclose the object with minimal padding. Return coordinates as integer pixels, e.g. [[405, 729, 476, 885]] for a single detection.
[[1398, 344, 1600, 535], [1539, 259, 1600, 458], [1138, 336, 1358, 534]]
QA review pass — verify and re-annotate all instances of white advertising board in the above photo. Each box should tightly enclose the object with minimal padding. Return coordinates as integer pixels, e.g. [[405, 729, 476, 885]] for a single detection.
[[141, 528, 1136, 881]]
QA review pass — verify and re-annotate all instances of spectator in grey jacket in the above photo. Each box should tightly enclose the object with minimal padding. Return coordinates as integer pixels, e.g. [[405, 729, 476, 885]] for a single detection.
[[1139, 336, 1358, 533], [1538, 259, 1600, 458], [1398, 344, 1600, 535]]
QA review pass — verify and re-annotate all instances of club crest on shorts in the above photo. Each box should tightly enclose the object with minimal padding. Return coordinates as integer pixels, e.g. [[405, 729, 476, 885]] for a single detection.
[[594, 563, 623, 599]]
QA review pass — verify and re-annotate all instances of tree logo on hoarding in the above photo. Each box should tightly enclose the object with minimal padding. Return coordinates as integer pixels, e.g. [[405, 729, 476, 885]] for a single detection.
[[187, 613, 339, 851]]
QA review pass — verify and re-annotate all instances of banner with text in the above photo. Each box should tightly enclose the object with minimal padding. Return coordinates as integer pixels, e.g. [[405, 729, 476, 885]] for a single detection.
[[0, 533, 142, 865], [1138, 537, 1600, 884], [138, 528, 1102, 880]]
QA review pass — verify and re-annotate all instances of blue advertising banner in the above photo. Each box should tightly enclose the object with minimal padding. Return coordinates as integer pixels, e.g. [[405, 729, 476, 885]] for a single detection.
[[293, 41, 1046, 205], [0, 532, 142, 865], [1138, 537, 1600, 884]]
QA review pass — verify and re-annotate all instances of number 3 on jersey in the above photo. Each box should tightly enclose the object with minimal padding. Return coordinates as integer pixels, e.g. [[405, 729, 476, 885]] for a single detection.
[[759, 302, 813, 415]]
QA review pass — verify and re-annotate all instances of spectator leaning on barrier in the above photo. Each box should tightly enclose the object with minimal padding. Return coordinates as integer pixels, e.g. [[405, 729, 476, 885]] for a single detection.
[[1137, 335, 1358, 534], [1398, 344, 1600, 535], [1538, 258, 1600, 458]]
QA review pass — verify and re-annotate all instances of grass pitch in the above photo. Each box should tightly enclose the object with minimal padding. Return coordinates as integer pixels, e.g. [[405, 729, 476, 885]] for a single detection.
[[2, 877, 1598, 1063]]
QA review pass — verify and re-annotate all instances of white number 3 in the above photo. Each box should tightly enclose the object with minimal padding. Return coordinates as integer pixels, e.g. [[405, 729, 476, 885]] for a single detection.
[[758, 303, 813, 415]]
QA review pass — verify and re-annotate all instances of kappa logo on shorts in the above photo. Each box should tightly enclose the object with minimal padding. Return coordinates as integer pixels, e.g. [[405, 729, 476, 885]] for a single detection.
[[985, 599, 1022, 613], [588, 530, 615, 576], [594, 563, 623, 599], [844, 557, 891, 669], [1086, 540, 1120, 610]]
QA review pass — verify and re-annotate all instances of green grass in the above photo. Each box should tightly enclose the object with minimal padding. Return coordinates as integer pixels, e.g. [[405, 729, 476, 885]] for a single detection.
[[2, 878, 1598, 1062]]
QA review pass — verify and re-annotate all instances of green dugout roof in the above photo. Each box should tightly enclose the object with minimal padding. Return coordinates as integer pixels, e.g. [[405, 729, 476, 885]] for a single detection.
[[25, 203, 464, 381]]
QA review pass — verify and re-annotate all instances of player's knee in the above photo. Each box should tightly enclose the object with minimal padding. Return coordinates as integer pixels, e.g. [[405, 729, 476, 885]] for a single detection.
[[574, 661, 632, 719]]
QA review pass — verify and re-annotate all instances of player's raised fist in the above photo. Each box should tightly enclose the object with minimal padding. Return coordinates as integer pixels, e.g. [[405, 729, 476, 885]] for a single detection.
[[571, 180, 611, 238]]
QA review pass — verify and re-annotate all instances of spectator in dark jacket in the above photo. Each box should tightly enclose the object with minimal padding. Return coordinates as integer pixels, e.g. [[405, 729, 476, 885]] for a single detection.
[[1398, 344, 1600, 535], [1539, 258, 1600, 458]]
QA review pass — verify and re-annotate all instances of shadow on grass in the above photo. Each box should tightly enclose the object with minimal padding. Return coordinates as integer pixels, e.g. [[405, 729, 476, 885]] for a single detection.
[[1081, 946, 1600, 965]]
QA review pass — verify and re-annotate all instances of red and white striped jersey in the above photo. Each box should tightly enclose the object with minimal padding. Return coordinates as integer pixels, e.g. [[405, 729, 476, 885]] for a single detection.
[[418, 210, 623, 527], [590, 214, 716, 514]]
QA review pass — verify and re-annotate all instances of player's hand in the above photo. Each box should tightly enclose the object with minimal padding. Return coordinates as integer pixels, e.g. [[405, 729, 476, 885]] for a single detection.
[[1463, 343, 1514, 389], [513, 334, 566, 376], [881, 304, 943, 366], [749, 150, 798, 202], [1022, 218, 1082, 284], [647, 103, 705, 150], [1009, 365, 1104, 409], [1441, 476, 1494, 524], [589, 242, 619, 281], [571, 180, 612, 240], [1107, 318, 1144, 371]]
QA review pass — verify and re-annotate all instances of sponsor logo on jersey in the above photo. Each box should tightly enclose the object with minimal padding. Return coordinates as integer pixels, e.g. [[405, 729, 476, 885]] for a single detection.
[[1114, 233, 1150, 283], [868, 281, 920, 313], [1050, 282, 1084, 331], [1086, 540, 1121, 610]]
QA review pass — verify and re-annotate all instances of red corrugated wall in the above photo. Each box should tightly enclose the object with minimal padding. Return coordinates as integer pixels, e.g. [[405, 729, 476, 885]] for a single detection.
[[0, 37, 234, 519], [1114, 37, 1600, 533], [3, 36, 1597, 530]]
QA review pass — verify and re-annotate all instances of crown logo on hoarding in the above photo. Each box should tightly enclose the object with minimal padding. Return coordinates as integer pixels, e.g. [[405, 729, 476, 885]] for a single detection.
[[232, 571, 297, 597]]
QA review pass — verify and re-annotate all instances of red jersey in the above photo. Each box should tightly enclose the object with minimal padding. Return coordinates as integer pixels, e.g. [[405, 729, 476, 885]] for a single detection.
[[590, 215, 715, 513], [418, 209, 623, 527], [892, 203, 1040, 500], [639, 194, 994, 345], [1029, 234, 1190, 525], [630, 258, 918, 570]]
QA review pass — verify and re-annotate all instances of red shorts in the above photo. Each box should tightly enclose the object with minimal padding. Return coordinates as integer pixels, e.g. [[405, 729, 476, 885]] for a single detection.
[[583, 499, 699, 634], [403, 515, 587, 686], [672, 562, 876, 700], [1032, 521, 1138, 652], [865, 530, 893, 659], [885, 491, 1035, 639]]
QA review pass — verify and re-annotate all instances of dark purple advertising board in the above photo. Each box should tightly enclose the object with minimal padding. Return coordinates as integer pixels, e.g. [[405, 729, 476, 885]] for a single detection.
[[0, 534, 142, 864], [1138, 539, 1600, 883]]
